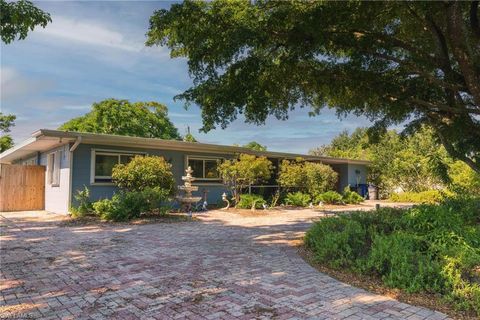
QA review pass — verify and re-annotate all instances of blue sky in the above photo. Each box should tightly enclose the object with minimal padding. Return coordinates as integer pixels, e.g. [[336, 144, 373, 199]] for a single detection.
[[0, 0, 374, 153]]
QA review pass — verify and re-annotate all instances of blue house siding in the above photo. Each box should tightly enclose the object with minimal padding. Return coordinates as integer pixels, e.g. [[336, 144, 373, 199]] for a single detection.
[[1, 129, 371, 214], [71, 144, 232, 207]]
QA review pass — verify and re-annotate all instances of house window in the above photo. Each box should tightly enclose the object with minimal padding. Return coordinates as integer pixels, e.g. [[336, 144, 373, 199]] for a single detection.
[[91, 150, 144, 183], [187, 156, 222, 180], [47, 151, 61, 186]]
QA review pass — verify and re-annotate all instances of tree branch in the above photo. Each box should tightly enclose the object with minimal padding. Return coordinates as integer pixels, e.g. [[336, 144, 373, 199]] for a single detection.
[[445, 2, 480, 107], [367, 51, 467, 93], [408, 97, 480, 115], [435, 126, 480, 174], [471, 1, 480, 40]]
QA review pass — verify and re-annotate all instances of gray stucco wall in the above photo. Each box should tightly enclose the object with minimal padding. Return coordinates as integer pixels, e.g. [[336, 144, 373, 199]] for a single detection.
[[70, 144, 232, 207]]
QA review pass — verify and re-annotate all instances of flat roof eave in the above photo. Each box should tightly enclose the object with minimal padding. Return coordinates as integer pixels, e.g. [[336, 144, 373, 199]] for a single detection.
[[0, 129, 370, 165]]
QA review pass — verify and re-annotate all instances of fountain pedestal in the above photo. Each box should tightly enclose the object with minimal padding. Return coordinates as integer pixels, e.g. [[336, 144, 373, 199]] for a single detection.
[[176, 166, 202, 216]]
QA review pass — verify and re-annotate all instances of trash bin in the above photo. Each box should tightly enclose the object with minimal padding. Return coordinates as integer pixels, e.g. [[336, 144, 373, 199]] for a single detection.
[[356, 184, 368, 197], [368, 185, 378, 200]]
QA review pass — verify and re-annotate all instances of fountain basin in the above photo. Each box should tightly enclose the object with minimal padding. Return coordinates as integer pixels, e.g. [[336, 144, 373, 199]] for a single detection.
[[178, 186, 199, 192], [175, 196, 202, 203]]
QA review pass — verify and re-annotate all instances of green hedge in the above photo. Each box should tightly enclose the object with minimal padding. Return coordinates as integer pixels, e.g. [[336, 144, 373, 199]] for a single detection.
[[305, 198, 480, 315]]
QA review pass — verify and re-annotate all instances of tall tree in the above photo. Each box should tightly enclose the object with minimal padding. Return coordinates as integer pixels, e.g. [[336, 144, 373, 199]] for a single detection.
[[310, 126, 480, 196], [0, 113, 16, 152], [59, 99, 181, 140], [1, 0, 51, 44], [242, 141, 267, 151], [147, 1, 480, 173]]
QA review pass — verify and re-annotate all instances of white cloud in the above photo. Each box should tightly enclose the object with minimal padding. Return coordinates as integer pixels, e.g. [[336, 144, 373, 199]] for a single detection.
[[35, 16, 141, 52], [0, 67, 53, 102]]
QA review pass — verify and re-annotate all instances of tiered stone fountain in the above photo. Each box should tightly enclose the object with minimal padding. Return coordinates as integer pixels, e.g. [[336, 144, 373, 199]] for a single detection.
[[176, 166, 202, 216]]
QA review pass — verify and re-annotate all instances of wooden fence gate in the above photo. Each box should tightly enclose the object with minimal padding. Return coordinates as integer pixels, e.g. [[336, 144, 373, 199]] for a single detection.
[[0, 164, 45, 211]]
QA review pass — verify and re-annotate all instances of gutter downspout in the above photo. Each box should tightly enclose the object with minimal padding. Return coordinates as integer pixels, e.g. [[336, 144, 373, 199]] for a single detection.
[[70, 136, 82, 152], [67, 136, 82, 214]]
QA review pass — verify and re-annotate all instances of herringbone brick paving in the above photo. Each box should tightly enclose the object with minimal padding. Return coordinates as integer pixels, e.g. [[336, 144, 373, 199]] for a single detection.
[[0, 208, 449, 319]]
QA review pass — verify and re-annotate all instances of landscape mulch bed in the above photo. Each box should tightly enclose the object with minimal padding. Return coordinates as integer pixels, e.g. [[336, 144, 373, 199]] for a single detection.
[[222, 204, 371, 217], [298, 246, 477, 320], [60, 213, 197, 227]]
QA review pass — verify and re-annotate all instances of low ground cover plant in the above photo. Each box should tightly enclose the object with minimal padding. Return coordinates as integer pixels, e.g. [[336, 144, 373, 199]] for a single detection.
[[92, 187, 170, 221], [284, 192, 311, 207], [389, 190, 446, 204], [70, 186, 93, 218], [341, 186, 364, 204], [237, 194, 266, 210], [282, 187, 364, 207], [305, 197, 480, 315], [316, 191, 343, 204]]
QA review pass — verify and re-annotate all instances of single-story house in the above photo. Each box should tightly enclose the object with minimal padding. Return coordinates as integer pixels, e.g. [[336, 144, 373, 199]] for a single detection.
[[0, 129, 369, 214]]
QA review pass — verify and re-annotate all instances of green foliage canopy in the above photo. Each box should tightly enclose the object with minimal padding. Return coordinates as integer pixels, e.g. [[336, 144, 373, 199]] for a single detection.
[[59, 99, 181, 140], [111, 155, 176, 195], [1, 0, 51, 44], [217, 153, 273, 204], [147, 1, 480, 173], [0, 112, 16, 152], [183, 132, 197, 142], [277, 158, 338, 198], [305, 201, 480, 314], [311, 126, 480, 196], [242, 141, 267, 151]]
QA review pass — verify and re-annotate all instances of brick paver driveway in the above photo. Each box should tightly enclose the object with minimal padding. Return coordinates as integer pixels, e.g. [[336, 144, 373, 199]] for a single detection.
[[1, 207, 448, 320]]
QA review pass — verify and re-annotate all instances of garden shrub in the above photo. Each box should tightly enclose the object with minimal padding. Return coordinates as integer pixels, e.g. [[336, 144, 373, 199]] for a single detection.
[[92, 187, 170, 221], [305, 198, 480, 315], [70, 186, 92, 217], [342, 186, 364, 204], [277, 158, 338, 197], [111, 155, 176, 194], [284, 192, 311, 207], [366, 232, 442, 292], [237, 194, 266, 209], [316, 191, 343, 204], [218, 154, 273, 205], [389, 190, 446, 204], [277, 158, 306, 190], [441, 246, 480, 314], [304, 162, 338, 198], [305, 217, 367, 269]]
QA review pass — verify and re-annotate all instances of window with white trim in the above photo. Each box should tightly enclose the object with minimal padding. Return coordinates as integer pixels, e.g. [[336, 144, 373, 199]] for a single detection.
[[187, 156, 222, 180], [47, 151, 61, 186], [91, 150, 143, 183]]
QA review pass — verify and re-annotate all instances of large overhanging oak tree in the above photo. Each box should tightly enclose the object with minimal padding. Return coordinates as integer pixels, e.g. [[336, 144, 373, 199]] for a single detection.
[[147, 0, 480, 173], [0, 0, 51, 44]]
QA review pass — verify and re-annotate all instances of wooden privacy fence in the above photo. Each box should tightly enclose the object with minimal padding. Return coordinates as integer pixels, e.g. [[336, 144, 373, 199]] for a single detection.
[[0, 164, 45, 211]]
